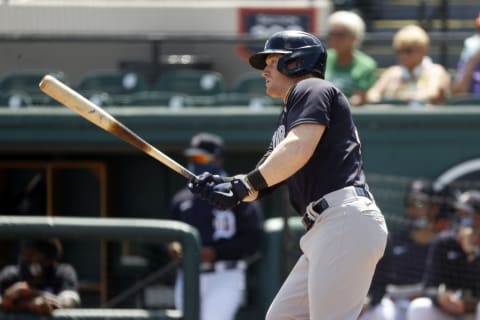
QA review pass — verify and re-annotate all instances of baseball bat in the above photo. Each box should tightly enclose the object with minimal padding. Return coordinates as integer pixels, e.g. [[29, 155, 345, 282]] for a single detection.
[[38, 74, 196, 180]]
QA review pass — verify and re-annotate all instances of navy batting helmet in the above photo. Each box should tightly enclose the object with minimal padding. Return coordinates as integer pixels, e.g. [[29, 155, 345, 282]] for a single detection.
[[249, 30, 327, 78]]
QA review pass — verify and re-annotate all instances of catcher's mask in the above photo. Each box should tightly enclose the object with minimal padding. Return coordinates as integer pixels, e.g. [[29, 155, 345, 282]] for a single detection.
[[249, 30, 327, 79]]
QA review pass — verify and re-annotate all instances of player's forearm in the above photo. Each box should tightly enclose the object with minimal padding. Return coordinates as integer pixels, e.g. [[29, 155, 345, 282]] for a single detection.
[[256, 124, 324, 187], [257, 141, 306, 186]]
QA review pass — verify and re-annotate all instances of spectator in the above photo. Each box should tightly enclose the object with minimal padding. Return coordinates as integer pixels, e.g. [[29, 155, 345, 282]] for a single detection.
[[366, 25, 451, 106], [325, 10, 378, 106], [406, 190, 480, 320], [360, 179, 451, 320], [167, 132, 264, 320], [0, 239, 80, 316], [451, 12, 480, 96]]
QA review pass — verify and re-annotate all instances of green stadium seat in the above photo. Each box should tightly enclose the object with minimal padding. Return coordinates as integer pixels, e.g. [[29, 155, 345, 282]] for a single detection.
[[153, 69, 226, 96], [76, 70, 148, 95], [83, 91, 115, 107], [128, 91, 193, 109], [217, 72, 282, 109], [214, 93, 281, 109], [231, 71, 266, 96], [76, 70, 149, 106], [0, 92, 33, 109], [0, 70, 66, 106]]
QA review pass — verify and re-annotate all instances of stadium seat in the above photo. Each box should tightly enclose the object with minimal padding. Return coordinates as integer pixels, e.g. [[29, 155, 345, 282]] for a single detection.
[[214, 93, 281, 109], [231, 71, 266, 96], [215, 71, 281, 108], [76, 70, 148, 95], [76, 70, 149, 106], [128, 91, 193, 109], [0, 70, 66, 106], [0, 92, 33, 109], [153, 69, 226, 96]]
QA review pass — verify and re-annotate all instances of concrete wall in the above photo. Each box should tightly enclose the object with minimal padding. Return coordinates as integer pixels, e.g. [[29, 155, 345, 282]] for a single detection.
[[0, 1, 332, 85], [0, 1, 331, 35]]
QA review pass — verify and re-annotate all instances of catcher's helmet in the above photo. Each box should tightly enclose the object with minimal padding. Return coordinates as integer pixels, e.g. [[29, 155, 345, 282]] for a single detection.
[[249, 30, 327, 78]]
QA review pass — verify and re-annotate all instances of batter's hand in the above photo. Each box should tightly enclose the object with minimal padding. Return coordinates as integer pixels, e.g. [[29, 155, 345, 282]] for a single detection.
[[204, 178, 250, 210], [188, 172, 229, 197]]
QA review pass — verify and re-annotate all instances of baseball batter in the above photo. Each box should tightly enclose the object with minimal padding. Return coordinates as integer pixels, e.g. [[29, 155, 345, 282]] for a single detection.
[[190, 30, 388, 319]]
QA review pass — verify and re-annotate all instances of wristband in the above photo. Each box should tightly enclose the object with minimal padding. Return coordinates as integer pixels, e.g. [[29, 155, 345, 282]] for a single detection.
[[246, 169, 268, 191]]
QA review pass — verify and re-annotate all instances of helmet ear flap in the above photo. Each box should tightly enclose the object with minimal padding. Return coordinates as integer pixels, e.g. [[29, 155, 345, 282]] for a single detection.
[[277, 46, 326, 78], [277, 53, 303, 77]]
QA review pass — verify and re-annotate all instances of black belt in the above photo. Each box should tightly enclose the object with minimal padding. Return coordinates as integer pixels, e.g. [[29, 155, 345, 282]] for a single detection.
[[301, 186, 372, 231]]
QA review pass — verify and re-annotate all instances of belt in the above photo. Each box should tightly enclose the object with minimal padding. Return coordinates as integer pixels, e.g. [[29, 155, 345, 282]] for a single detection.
[[200, 260, 246, 273], [301, 186, 372, 231]]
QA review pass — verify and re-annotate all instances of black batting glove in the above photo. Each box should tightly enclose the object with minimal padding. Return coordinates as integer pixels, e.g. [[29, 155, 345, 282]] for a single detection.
[[204, 178, 251, 210], [188, 172, 230, 198]]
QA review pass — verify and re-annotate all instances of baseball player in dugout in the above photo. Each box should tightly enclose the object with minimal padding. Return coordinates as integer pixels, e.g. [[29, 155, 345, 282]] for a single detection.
[[406, 190, 480, 320], [189, 30, 388, 319], [360, 179, 452, 320], [0, 239, 80, 316], [167, 132, 264, 320]]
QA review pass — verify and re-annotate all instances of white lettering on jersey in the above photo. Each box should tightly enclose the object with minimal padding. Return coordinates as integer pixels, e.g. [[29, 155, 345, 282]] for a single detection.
[[212, 209, 236, 240], [272, 124, 286, 149], [353, 127, 362, 155]]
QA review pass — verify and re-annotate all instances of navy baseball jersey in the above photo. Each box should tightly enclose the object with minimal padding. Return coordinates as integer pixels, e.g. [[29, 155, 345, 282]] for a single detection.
[[0, 263, 79, 295], [262, 77, 367, 214], [368, 232, 432, 305], [168, 188, 264, 261], [423, 230, 480, 298]]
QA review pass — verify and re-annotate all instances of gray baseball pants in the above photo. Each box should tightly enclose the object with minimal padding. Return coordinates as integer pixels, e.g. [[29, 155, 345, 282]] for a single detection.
[[266, 186, 388, 320]]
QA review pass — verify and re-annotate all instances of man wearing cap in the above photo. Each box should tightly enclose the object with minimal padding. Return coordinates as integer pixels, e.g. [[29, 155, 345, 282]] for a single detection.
[[0, 239, 80, 316], [406, 190, 480, 320], [167, 132, 264, 320], [362, 179, 452, 320]]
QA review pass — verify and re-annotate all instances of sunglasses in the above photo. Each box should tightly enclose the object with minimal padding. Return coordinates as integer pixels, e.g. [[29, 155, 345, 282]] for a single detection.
[[188, 154, 213, 164]]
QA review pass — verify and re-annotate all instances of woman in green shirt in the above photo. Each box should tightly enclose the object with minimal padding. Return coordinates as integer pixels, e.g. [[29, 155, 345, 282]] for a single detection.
[[325, 10, 378, 106]]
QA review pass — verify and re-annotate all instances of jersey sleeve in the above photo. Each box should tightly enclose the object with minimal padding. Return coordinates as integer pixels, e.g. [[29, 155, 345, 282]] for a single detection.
[[286, 79, 338, 130], [56, 264, 79, 292]]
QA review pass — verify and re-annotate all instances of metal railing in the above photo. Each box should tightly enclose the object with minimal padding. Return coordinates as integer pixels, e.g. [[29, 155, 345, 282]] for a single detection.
[[0, 216, 200, 320]]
